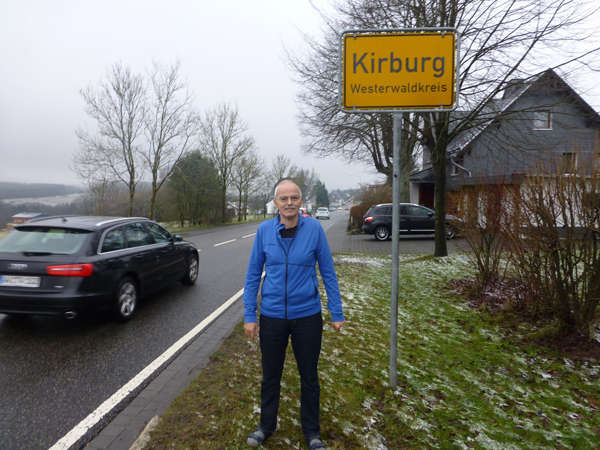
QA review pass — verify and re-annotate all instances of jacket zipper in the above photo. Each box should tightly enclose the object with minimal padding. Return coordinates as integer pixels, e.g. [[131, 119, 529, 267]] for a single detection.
[[276, 223, 299, 320], [284, 254, 288, 319]]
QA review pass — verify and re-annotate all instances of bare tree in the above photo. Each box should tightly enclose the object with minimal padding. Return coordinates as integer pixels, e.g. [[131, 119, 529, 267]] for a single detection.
[[88, 176, 121, 216], [74, 62, 147, 216], [286, 4, 420, 201], [143, 61, 201, 219], [200, 103, 257, 222], [231, 149, 264, 221], [270, 154, 298, 191], [255, 173, 275, 218], [293, 168, 318, 202], [253, 154, 299, 217], [289, 0, 600, 256], [414, 0, 600, 256]]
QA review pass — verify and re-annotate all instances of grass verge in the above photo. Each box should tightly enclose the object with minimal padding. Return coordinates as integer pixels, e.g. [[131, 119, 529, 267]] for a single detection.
[[145, 253, 600, 449], [163, 216, 271, 234]]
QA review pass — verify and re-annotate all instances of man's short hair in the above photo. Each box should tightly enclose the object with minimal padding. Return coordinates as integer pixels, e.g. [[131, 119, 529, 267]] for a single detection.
[[274, 180, 302, 199]]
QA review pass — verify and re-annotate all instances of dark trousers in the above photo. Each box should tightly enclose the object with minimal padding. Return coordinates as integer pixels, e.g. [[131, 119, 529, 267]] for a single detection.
[[259, 312, 323, 438]]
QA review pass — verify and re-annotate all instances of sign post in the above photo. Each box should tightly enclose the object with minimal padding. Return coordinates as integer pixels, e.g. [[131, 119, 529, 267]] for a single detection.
[[390, 112, 402, 388], [339, 28, 459, 388]]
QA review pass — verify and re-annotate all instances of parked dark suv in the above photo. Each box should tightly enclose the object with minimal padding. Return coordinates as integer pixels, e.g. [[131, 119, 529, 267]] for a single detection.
[[0, 216, 199, 322], [362, 203, 460, 241]]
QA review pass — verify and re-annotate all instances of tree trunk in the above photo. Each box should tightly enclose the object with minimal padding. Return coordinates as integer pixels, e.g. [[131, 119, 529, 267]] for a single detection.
[[220, 175, 228, 223], [149, 179, 158, 220], [237, 190, 243, 222], [433, 147, 448, 257], [400, 144, 412, 203], [128, 184, 135, 217], [400, 116, 417, 202]]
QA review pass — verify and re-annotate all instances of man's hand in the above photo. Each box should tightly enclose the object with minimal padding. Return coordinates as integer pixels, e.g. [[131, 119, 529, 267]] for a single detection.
[[331, 320, 346, 332], [244, 322, 259, 341]]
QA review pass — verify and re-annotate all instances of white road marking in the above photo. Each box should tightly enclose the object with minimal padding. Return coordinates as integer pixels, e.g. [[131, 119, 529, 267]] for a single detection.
[[49, 287, 246, 450], [129, 415, 160, 450], [321, 213, 345, 232], [214, 239, 236, 247], [242, 233, 256, 238]]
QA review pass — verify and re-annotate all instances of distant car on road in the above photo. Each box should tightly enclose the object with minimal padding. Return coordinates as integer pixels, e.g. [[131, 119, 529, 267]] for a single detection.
[[363, 203, 461, 241], [0, 216, 199, 322], [315, 207, 330, 220], [299, 207, 311, 217]]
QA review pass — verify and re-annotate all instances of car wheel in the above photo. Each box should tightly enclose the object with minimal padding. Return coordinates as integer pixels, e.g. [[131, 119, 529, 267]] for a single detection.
[[445, 224, 456, 239], [374, 226, 390, 241], [181, 255, 199, 285], [113, 277, 137, 322]]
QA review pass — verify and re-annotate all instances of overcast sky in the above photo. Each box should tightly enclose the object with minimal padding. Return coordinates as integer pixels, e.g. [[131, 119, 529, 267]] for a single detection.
[[0, 0, 385, 191], [3, 2, 600, 195]]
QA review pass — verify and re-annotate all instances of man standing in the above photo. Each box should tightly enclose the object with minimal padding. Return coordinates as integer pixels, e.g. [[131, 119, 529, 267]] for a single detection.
[[243, 180, 346, 450]]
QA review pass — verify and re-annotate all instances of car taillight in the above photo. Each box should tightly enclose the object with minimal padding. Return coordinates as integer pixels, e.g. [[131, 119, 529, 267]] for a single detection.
[[364, 216, 373, 222], [46, 264, 94, 277]]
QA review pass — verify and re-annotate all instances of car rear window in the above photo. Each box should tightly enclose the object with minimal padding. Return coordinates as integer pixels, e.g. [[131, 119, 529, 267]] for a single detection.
[[0, 227, 90, 255]]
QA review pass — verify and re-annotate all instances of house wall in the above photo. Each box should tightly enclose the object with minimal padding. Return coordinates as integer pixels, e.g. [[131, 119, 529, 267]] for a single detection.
[[449, 83, 600, 188], [412, 71, 600, 219], [410, 183, 420, 204]]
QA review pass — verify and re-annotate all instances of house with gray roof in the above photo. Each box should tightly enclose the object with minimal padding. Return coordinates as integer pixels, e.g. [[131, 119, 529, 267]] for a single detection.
[[410, 69, 600, 208], [7, 212, 52, 230]]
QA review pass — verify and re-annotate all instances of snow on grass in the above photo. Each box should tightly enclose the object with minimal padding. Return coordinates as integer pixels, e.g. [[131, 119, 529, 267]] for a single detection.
[[325, 253, 600, 448], [149, 251, 600, 449]]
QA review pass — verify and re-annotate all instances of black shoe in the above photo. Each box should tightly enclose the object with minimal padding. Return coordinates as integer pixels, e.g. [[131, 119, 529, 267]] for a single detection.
[[306, 435, 326, 449], [247, 427, 271, 447]]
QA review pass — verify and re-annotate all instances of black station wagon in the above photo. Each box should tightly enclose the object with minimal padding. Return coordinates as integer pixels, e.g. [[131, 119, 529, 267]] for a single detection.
[[0, 216, 199, 322], [362, 203, 461, 241]]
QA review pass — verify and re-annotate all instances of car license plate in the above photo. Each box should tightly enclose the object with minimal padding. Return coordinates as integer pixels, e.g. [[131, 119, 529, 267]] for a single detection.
[[0, 275, 41, 288]]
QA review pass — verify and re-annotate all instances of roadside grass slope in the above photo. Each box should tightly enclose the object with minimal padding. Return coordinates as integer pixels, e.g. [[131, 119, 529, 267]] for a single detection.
[[145, 254, 600, 449]]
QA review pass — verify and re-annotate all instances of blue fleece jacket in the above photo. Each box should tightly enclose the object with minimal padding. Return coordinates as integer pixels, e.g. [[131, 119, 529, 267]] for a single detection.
[[243, 214, 345, 323]]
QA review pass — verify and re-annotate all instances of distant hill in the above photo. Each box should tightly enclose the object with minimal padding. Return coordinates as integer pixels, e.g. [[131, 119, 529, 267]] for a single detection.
[[0, 182, 84, 201]]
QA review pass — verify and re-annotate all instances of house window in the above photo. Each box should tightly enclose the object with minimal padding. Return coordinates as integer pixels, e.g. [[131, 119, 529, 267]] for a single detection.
[[562, 152, 577, 174], [533, 110, 552, 130]]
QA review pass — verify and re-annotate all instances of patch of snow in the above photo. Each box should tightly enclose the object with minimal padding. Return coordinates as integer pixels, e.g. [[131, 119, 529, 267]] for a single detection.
[[362, 397, 374, 410], [335, 255, 390, 268], [362, 432, 390, 450]]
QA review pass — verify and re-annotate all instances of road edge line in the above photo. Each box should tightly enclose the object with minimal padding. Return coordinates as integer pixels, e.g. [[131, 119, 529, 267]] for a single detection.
[[49, 287, 245, 450]]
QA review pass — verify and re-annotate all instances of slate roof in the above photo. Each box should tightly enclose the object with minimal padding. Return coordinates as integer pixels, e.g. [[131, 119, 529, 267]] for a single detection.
[[12, 212, 51, 220], [446, 69, 600, 155], [410, 167, 434, 183], [411, 69, 600, 184]]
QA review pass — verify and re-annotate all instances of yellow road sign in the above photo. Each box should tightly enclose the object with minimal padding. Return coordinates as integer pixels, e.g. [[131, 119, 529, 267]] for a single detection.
[[341, 31, 458, 111]]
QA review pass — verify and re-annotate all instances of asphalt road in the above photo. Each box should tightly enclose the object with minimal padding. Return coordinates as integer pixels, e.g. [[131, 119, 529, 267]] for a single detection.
[[0, 220, 263, 450], [0, 209, 451, 449]]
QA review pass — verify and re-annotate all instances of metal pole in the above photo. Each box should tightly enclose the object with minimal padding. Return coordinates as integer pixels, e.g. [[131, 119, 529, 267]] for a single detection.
[[390, 113, 402, 388]]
